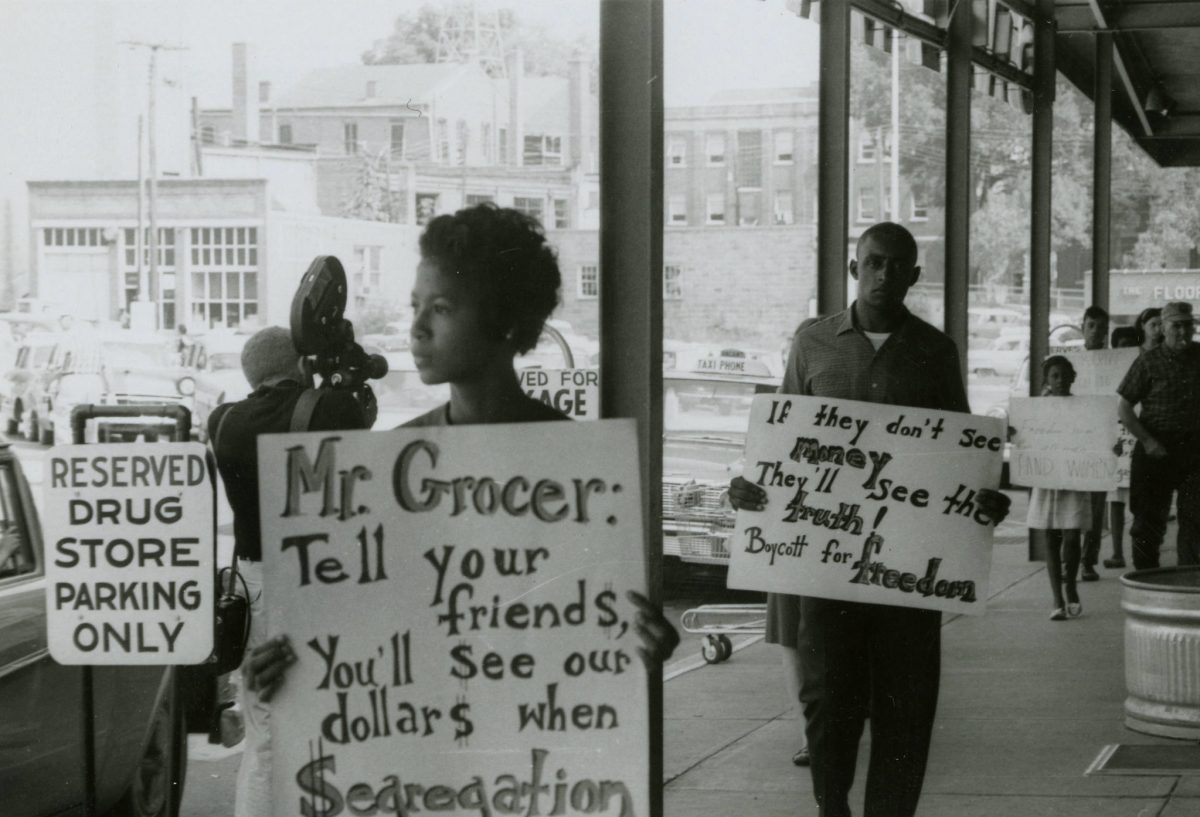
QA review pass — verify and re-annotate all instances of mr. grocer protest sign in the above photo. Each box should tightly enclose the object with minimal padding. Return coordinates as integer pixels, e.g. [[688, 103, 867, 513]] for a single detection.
[[728, 395, 1004, 615], [258, 421, 648, 817], [44, 443, 214, 664]]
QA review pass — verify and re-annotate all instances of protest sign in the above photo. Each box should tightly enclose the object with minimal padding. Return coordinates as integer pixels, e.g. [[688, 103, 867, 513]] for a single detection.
[[43, 443, 214, 664], [727, 395, 1004, 615], [518, 368, 600, 420], [1062, 348, 1138, 396], [259, 420, 647, 817], [1009, 396, 1120, 491]]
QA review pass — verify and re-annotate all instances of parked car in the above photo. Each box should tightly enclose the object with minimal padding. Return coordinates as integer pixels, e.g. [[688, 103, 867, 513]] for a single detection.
[[968, 335, 1030, 377], [0, 442, 185, 815], [187, 331, 251, 442], [967, 306, 1025, 341], [0, 330, 61, 438], [661, 349, 780, 582], [39, 332, 192, 445]]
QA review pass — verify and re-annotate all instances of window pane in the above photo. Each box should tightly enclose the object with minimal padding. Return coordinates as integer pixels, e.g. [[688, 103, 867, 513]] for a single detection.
[[226, 272, 240, 299]]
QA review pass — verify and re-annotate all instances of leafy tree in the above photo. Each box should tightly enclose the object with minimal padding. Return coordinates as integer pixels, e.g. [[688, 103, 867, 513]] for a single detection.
[[340, 149, 402, 223], [362, 2, 594, 82]]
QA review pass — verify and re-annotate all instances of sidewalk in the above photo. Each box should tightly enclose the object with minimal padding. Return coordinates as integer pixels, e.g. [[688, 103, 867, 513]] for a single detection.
[[664, 505, 1200, 816]]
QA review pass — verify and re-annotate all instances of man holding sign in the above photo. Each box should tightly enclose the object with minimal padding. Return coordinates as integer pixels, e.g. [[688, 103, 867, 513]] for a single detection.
[[1117, 301, 1200, 569], [730, 223, 1009, 817]]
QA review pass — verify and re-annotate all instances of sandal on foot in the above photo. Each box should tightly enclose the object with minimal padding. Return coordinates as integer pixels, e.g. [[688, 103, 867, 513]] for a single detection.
[[792, 747, 811, 766], [1067, 602, 1083, 618], [1050, 608, 1068, 621]]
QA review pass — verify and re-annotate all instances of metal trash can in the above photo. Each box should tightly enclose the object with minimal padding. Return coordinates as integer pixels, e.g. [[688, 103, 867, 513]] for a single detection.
[[1122, 566, 1200, 739]]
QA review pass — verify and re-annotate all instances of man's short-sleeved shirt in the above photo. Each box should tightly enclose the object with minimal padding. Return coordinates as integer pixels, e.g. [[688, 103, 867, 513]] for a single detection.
[[1117, 341, 1200, 439], [783, 305, 970, 414]]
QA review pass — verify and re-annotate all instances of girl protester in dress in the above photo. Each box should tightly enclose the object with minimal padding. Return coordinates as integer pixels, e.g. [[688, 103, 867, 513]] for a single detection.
[[248, 203, 679, 699], [1024, 355, 1092, 620]]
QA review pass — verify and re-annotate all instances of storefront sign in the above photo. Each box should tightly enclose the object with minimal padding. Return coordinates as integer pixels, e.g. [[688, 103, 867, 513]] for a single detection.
[[518, 368, 600, 420]]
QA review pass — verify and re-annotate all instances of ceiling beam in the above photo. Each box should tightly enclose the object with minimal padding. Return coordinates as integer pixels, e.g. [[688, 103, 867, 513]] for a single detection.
[[1084, 0, 1154, 136], [1058, 2, 1200, 32]]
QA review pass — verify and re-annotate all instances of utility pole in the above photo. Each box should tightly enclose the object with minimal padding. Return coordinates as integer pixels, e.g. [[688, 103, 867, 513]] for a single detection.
[[123, 40, 186, 329]]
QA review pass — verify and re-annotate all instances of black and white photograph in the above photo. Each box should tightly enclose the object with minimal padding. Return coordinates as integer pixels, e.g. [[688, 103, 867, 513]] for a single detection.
[[2, 0, 1200, 815]]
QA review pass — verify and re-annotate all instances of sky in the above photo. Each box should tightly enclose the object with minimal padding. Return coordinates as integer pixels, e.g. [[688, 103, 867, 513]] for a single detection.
[[4, 0, 822, 109]]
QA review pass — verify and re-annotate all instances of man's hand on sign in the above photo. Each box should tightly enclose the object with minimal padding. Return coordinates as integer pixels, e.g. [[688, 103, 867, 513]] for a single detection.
[[727, 475, 767, 512], [627, 591, 681, 667], [975, 488, 1011, 526], [245, 635, 297, 702]]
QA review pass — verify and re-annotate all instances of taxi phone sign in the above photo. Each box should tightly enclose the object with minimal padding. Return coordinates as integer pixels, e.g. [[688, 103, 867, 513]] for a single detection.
[[43, 443, 214, 664]]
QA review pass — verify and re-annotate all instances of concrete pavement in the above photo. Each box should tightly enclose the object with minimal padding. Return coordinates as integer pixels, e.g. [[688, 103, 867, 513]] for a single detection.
[[664, 497, 1200, 816]]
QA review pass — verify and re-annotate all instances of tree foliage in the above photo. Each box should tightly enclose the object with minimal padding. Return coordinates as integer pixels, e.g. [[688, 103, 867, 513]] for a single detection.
[[362, 2, 594, 81], [340, 149, 402, 223]]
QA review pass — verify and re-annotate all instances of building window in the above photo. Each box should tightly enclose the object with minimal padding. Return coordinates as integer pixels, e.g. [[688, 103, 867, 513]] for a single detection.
[[278, 123, 293, 144], [122, 227, 176, 268], [910, 195, 928, 221], [553, 198, 569, 229], [344, 122, 359, 155], [737, 130, 762, 188], [352, 245, 382, 294], [544, 136, 562, 165], [390, 121, 405, 158], [523, 134, 563, 167], [48, 227, 107, 249], [201, 125, 216, 145], [465, 194, 494, 206], [738, 190, 761, 226], [664, 264, 683, 300], [774, 130, 794, 164], [706, 193, 725, 225], [437, 119, 449, 163], [578, 264, 599, 299], [512, 196, 544, 221], [773, 191, 794, 225], [456, 120, 469, 165], [416, 193, 439, 226], [499, 128, 508, 163], [668, 194, 687, 225], [667, 135, 687, 167], [187, 227, 257, 329], [857, 132, 876, 163], [857, 192, 876, 223], [482, 123, 492, 162], [706, 133, 726, 166]]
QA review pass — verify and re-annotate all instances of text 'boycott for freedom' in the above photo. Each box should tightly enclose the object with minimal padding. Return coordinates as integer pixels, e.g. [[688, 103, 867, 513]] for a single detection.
[[44, 443, 214, 664], [259, 421, 648, 817], [728, 396, 1004, 614]]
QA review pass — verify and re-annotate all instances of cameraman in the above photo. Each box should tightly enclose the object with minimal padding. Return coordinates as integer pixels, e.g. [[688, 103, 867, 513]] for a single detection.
[[208, 326, 369, 817]]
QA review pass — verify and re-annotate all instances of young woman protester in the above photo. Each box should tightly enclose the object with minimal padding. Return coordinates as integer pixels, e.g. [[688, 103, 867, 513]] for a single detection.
[[248, 203, 679, 701], [1025, 356, 1092, 620]]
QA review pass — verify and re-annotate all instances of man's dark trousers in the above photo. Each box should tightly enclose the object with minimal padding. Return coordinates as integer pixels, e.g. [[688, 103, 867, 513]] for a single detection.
[[1129, 439, 1200, 569], [1083, 493, 1106, 569], [797, 598, 941, 817]]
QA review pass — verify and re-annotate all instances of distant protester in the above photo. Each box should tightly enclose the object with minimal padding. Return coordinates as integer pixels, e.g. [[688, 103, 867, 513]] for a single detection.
[[1080, 305, 1110, 581]]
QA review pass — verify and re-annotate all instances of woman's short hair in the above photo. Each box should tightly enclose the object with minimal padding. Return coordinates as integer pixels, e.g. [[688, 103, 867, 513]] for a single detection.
[[419, 203, 561, 355], [1040, 354, 1076, 381]]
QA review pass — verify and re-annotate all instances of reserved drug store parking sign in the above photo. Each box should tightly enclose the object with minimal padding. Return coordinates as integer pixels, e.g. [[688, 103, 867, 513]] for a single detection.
[[44, 443, 214, 664]]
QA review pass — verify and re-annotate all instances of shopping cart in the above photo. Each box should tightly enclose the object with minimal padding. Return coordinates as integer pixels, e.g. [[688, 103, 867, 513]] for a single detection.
[[673, 502, 766, 664]]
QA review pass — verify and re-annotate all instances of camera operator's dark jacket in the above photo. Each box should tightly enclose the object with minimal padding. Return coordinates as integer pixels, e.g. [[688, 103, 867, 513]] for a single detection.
[[209, 380, 366, 562]]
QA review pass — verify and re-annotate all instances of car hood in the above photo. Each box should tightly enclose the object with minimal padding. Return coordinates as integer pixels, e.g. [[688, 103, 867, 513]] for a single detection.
[[663, 432, 746, 484]]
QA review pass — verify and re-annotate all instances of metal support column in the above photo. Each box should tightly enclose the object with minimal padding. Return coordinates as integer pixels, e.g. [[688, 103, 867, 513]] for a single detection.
[[599, 3, 664, 816], [1029, 0, 1055, 397], [818, 0, 851, 314], [1093, 32, 1113, 312], [1027, 0, 1056, 562], [945, 0, 972, 374]]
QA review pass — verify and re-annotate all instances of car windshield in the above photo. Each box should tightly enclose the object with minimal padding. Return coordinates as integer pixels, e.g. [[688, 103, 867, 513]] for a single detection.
[[664, 377, 759, 436]]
